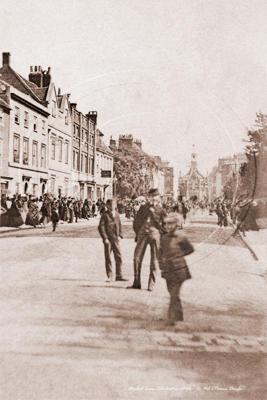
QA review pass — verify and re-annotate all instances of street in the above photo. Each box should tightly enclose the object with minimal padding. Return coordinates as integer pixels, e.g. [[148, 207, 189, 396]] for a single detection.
[[0, 209, 266, 400]]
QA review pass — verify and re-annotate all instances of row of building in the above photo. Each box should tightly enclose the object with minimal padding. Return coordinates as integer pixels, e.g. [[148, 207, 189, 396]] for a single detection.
[[0, 53, 113, 201], [0, 52, 175, 201]]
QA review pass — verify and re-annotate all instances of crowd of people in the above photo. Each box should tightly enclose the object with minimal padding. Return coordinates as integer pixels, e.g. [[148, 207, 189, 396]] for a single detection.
[[0, 193, 107, 229]]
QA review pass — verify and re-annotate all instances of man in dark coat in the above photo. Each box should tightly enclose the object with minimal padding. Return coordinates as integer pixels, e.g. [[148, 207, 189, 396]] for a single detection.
[[128, 188, 167, 291], [98, 199, 128, 282], [159, 213, 194, 326]]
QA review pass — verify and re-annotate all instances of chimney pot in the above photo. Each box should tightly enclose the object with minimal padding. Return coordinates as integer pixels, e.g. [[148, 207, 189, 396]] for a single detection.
[[35, 66, 37, 72], [2, 52, 11, 66], [30, 66, 33, 72], [58, 88, 61, 95]]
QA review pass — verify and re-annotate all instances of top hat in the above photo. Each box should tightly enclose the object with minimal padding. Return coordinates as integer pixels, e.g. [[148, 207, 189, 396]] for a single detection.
[[148, 188, 159, 197]]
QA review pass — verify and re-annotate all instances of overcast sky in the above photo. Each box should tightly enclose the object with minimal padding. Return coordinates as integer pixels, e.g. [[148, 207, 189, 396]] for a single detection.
[[1, 0, 266, 191]]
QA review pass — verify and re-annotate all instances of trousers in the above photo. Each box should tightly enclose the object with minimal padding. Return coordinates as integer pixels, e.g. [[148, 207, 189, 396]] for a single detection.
[[165, 276, 183, 322], [104, 239, 122, 278], [133, 228, 160, 290]]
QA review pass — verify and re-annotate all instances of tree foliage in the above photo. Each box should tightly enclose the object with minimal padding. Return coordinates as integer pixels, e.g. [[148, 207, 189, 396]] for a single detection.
[[239, 112, 267, 200], [110, 144, 160, 199]]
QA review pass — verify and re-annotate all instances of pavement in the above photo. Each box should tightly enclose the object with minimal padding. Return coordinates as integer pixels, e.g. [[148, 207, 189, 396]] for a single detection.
[[0, 209, 266, 399]]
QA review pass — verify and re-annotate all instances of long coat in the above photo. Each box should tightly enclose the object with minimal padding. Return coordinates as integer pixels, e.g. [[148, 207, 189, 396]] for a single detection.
[[98, 210, 123, 242], [133, 204, 167, 237], [159, 230, 194, 283]]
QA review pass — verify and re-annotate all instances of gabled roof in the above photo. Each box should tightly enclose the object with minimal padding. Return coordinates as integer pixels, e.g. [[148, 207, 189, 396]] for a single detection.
[[0, 64, 42, 104], [97, 138, 113, 156], [18, 74, 38, 90], [31, 87, 49, 101], [181, 166, 204, 180]]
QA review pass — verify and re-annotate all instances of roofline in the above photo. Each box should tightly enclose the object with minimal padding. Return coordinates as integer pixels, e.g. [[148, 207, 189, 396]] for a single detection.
[[8, 65, 42, 103]]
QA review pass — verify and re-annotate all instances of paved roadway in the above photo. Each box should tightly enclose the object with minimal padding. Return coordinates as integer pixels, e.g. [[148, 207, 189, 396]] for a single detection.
[[0, 210, 266, 399]]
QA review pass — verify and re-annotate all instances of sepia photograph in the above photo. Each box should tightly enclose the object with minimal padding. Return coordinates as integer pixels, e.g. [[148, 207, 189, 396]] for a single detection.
[[0, 0, 266, 399]]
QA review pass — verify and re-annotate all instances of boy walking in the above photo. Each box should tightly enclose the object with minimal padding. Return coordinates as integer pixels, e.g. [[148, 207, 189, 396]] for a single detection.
[[159, 213, 194, 327]]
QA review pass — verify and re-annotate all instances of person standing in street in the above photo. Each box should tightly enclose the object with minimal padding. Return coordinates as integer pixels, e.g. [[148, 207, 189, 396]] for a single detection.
[[98, 199, 128, 282], [159, 213, 194, 327], [128, 188, 167, 292], [51, 204, 59, 232]]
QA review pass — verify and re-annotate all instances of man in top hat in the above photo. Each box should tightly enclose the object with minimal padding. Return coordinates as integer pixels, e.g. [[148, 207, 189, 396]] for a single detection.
[[128, 188, 167, 291]]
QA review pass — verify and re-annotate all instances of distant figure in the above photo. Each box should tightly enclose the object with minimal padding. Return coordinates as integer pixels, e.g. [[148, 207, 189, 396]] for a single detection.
[[51, 206, 59, 232]]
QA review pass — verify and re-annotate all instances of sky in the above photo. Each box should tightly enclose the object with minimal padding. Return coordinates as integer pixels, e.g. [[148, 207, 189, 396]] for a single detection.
[[1, 0, 266, 192]]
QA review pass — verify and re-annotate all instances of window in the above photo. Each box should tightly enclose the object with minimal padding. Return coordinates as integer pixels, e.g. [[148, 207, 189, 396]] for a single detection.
[[97, 154, 99, 173], [51, 137, 56, 160], [76, 151, 79, 171], [32, 141, 38, 167], [51, 176, 56, 192], [73, 125, 76, 139], [0, 108, 3, 124], [0, 138, 3, 167], [64, 178, 69, 196], [58, 138, 63, 162], [33, 116, 37, 132], [32, 184, 38, 196], [81, 129, 84, 142], [23, 137, 29, 165], [15, 107, 20, 124], [85, 131, 88, 143], [42, 120, 46, 135], [24, 111, 29, 128], [85, 155, 88, 173], [41, 144, 46, 168], [65, 141, 69, 164], [65, 110, 69, 125], [81, 154, 83, 172], [73, 150, 76, 169]]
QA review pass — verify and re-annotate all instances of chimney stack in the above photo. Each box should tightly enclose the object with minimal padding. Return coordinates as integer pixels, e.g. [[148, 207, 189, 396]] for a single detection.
[[42, 67, 51, 87], [28, 65, 43, 87], [2, 52, 11, 66], [87, 111, 97, 126]]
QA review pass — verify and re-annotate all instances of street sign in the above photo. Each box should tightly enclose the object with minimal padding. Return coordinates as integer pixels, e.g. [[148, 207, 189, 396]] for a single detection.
[[101, 170, 112, 178]]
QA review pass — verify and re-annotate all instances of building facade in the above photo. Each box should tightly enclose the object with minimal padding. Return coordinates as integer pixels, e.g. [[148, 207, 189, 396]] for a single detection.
[[162, 161, 174, 199], [95, 129, 113, 201], [208, 153, 247, 200], [70, 105, 97, 200], [178, 149, 208, 200], [0, 53, 51, 197], [0, 84, 12, 194]]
